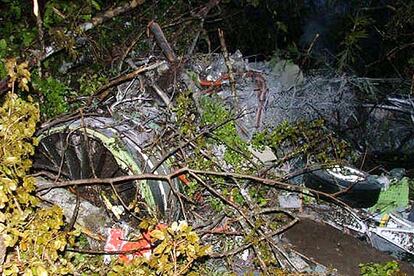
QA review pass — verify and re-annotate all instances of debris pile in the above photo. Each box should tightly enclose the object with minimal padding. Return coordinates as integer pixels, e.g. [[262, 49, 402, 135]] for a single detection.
[[31, 24, 414, 275]]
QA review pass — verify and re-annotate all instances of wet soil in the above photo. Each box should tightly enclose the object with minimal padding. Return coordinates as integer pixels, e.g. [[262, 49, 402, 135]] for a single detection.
[[284, 218, 414, 276]]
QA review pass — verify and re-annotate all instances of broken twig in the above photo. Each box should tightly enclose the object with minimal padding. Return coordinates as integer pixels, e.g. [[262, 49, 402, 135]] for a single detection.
[[218, 29, 237, 103], [89, 61, 166, 104], [148, 21, 176, 63]]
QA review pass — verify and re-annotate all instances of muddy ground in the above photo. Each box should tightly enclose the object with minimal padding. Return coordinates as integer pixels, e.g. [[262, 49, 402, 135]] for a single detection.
[[284, 219, 414, 275]]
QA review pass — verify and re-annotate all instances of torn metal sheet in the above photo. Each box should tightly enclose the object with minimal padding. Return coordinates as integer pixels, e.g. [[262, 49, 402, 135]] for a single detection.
[[36, 181, 110, 249], [306, 203, 368, 235], [369, 214, 414, 256], [185, 53, 357, 140]]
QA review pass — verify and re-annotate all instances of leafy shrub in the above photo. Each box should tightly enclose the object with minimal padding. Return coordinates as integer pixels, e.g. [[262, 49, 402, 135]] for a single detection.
[[200, 96, 251, 171], [252, 119, 349, 164], [359, 261, 405, 276], [0, 62, 78, 274], [0, 92, 77, 274], [32, 75, 70, 118]]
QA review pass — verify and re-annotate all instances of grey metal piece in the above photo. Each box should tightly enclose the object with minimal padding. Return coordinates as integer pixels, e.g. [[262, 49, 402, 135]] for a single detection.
[[368, 214, 414, 256]]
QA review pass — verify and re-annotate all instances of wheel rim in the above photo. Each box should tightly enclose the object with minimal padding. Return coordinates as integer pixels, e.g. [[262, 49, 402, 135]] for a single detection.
[[33, 117, 178, 219]]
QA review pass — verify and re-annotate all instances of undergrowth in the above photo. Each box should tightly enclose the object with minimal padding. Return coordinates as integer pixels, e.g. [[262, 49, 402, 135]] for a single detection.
[[0, 60, 78, 275], [0, 59, 210, 275]]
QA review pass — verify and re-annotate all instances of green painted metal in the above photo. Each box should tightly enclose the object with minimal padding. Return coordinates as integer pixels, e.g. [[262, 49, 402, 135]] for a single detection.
[[370, 178, 409, 214]]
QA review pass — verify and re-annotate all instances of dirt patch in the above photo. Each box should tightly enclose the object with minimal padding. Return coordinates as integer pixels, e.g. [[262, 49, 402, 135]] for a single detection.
[[283, 218, 414, 276]]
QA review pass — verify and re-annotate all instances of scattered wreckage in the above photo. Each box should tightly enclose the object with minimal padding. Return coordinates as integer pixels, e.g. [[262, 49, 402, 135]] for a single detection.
[[32, 34, 414, 273]]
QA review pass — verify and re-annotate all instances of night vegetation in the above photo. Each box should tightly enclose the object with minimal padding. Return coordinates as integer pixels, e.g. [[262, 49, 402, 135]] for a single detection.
[[0, 0, 412, 274]]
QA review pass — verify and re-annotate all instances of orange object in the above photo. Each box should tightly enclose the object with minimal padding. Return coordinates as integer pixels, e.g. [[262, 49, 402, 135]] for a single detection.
[[199, 74, 229, 87], [178, 174, 190, 185], [104, 224, 167, 263], [118, 231, 152, 262]]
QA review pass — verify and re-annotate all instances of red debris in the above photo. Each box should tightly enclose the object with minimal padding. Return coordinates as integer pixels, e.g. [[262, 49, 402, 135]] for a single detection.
[[104, 224, 166, 263]]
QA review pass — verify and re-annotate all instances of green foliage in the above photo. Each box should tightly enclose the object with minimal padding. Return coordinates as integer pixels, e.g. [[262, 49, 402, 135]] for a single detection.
[[0, 67, 77, 274], [48, 28, 78, 59], [32, 75, 70, 118], [0, 0, 36, 58], [200, 96, 251, 171], [21, 29, 37, 47], [381, 1, 414, 77], [78, 73, 108, 96], [174, 91, 197, 136], [248, 187, 268, 207], [225, 187, 244, 205], [359, 261, 404, 276], [43, 0, 106, 29], [0, 93, 39, 213], [185, 180, 200, 197], [4, 58, 31, 92], [0, 39, 8, 79], [207, 196, 225, 212], [3, 206, 79, 275], [337, 14, 372, 71], [0, 92, 69, 274], [252, 119, 349, 164]]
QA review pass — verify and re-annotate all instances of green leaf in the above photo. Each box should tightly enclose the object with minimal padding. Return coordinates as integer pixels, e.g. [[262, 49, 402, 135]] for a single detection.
[[0, 39, 7, 51], [90, 0, 101, 10]]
